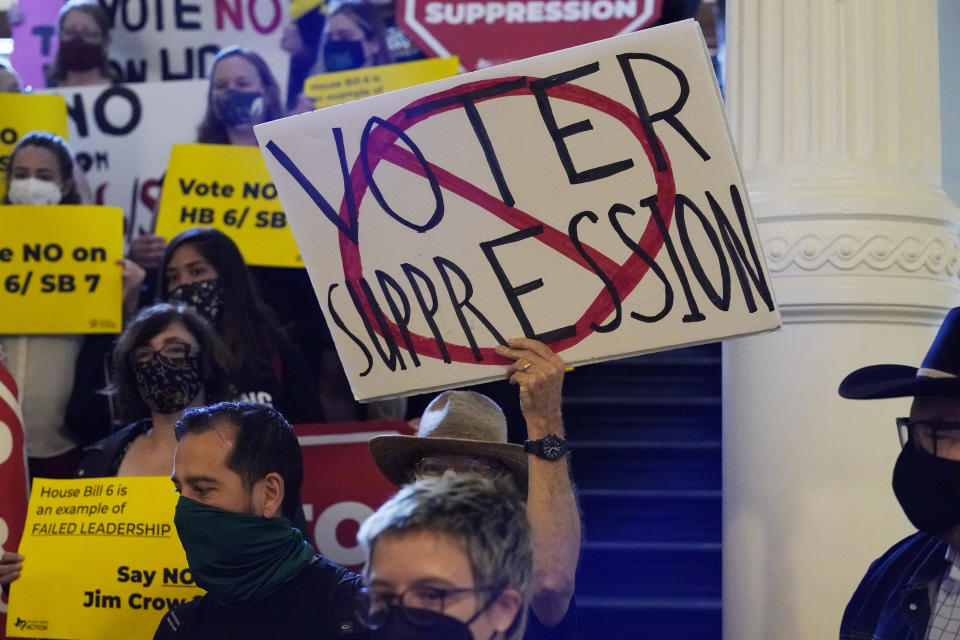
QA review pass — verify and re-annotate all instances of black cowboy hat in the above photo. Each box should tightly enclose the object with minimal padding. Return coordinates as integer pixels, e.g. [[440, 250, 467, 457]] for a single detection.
[[839, 307, 960, 399]]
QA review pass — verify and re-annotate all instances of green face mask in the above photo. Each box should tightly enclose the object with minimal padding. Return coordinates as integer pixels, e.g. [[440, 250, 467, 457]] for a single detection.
[[173, 496, 314, 607]]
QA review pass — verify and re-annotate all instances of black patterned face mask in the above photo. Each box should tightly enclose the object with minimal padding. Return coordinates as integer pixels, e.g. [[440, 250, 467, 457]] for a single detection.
[[212, 89, 265, 129], [134, 353, 204, 415], [169, 278, 224, 325]]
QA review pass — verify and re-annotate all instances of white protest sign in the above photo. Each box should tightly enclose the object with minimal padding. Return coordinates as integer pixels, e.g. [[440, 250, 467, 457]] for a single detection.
[[40, 80, 209, 240], [255, 20, 781, 402], [100, 0, 290, 94]]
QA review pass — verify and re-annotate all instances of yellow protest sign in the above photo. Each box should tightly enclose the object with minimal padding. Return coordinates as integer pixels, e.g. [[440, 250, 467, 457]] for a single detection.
[[0, 93, 69, 197], [304, 57, 461, 108], [290, 0, 325, 19], [0, 205, 123, 334], [6, 477, 204, 640], [155, 144, 302, 268]]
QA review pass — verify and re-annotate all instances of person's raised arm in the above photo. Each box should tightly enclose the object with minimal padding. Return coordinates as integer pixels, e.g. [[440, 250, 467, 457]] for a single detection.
[[496, 338, 581, 626]]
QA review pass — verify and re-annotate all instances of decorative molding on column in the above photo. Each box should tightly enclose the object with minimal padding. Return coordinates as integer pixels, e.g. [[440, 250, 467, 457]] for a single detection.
[[725, 0, 960, 323], [762, 223, 960, 278]]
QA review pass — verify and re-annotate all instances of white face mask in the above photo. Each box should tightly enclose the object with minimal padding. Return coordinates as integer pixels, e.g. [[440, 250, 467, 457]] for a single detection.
[[7, 177, 64, 206]]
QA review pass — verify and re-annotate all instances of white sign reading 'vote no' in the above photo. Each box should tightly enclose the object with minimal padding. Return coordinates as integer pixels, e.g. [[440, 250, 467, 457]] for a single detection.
[[255, 20, 781, 402]]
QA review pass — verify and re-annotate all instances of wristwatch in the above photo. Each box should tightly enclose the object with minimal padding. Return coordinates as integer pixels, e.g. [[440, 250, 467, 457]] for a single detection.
[[523, 434, 567, 460]]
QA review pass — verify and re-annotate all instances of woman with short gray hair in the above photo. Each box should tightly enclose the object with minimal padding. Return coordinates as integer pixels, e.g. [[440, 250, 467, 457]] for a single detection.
[[357, 475, 532, 640]]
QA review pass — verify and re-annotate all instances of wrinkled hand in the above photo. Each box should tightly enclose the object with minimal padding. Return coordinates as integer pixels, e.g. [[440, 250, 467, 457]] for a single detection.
[[128, 233, 166, 270], [0, 550, 24, 589], [495, 338, 564, 425]]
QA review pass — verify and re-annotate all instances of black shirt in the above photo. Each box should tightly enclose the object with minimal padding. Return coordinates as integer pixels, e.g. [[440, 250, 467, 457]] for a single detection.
[[153, 555, 368, 640]]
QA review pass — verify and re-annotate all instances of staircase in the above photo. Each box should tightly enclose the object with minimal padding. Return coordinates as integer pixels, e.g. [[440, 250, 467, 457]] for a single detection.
[[564, 343, 722, 638]]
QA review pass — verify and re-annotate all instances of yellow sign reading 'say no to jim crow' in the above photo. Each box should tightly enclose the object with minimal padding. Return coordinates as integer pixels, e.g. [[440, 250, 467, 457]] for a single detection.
[[7, 477, 204, 640]]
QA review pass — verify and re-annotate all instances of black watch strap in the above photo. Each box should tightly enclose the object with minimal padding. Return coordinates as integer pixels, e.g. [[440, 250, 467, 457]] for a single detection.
[[523, 434, 567, 460]]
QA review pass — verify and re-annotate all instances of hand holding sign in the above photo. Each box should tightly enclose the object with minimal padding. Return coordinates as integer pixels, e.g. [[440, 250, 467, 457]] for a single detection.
[[0, 551, 24, 589], [496, 338, 565, 428]]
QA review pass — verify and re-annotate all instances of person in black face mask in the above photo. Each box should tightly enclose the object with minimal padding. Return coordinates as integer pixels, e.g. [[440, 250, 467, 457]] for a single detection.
[[159, 228, 322, 424], [47, 0, 118, 88], [3, 304, 232, 591], [153, 402, 368, 639], [357, 475, 532, 640], [312, 1, 394, 75], [839, 307, 960, 640], [73, 303, 233, 479], [196, 46, 286, 147]]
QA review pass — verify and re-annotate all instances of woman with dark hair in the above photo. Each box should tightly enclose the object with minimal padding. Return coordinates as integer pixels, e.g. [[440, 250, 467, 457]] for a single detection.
[[131, 46, 287, 267], [76, 303, 233, 478], [311, 0, 393, 74], [3, 130, 82, 205], [192, 45, 375, 422], [159, 228, 321, 423], [47, 0, 117, 88], [196, 46, 285, 146], [1, 130, 140, 479]]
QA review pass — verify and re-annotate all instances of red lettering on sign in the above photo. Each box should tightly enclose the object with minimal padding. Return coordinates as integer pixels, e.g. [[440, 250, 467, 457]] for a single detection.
[[337, 76, 676, 364]]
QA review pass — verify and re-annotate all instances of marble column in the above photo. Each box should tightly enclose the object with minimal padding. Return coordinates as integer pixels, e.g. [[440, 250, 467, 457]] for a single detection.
[[722, 1, 960, 637]]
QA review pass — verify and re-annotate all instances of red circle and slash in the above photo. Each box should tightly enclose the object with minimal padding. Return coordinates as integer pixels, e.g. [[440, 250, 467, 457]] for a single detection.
[[337, 76, 676, 364]]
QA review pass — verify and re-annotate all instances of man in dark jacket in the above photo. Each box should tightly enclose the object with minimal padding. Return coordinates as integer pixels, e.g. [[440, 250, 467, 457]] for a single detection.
[[839, 307, 960, 639], [154, 402, 367, 639]]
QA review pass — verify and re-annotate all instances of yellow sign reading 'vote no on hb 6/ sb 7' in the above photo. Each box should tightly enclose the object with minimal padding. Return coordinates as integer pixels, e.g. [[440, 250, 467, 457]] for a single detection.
[[155, 144, 302, 268], [0, 205, 123, 334], [7, 477, 204, 640]]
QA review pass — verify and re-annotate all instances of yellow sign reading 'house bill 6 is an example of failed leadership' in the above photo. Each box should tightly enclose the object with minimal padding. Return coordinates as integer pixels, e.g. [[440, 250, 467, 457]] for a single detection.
[[6, 477, 204, 640]]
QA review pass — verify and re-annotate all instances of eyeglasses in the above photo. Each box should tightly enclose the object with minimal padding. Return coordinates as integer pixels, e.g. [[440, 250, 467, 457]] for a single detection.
[[355, 584, 498, 630], [413, 456, 503, 481], [61, 28, 104, 43], [131, 340, 197, 365], [896, 417, 960, 456]]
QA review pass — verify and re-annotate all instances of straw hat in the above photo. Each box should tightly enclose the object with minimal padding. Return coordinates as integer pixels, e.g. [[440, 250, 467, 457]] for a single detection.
[[369, 391, 528, 489]]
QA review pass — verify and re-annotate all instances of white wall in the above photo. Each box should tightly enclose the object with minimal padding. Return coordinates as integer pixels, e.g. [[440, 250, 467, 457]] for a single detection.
[[942, 0, 960, 204]]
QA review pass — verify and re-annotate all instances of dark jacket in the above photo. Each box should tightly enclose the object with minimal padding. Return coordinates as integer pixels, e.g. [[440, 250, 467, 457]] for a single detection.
[[840, 531, 949, 640], [76, 419, 151, 478]]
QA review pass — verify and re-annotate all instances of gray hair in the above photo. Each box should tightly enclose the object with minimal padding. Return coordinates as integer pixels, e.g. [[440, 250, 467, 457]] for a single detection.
[[357, 475, 533, 640]]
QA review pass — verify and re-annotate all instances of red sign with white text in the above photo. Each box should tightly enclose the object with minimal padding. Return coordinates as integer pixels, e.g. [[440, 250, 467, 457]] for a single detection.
[[397, 0, 662, 71], [296, 421, 415, 571]]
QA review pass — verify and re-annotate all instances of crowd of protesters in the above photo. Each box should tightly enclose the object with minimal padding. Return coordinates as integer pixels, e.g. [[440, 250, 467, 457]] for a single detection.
[[0, 2, 581, 638]]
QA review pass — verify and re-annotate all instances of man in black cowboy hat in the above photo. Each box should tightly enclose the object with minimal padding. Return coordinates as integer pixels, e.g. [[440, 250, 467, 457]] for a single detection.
[[369, 337, 580, 639], [839, 308, 960, 639]]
